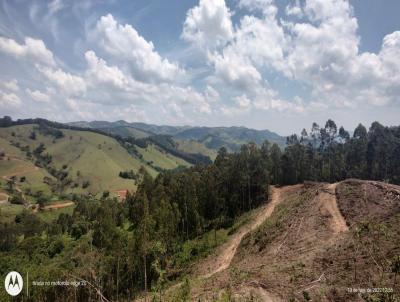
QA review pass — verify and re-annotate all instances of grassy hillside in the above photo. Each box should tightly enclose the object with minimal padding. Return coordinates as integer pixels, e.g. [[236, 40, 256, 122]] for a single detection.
[[69, 120, 286, 152], [106, 126, 150, 139], [69, 121, 151, 139], [174, 126, 286, 151], [136, 144, 191, 170], [0, 124, 190, 197], [0, 136, 55, 196], [173, 138, 218, 161]]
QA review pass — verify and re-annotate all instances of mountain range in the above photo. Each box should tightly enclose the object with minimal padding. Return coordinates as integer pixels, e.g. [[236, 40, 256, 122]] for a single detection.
[[68, 120, 286, 151]]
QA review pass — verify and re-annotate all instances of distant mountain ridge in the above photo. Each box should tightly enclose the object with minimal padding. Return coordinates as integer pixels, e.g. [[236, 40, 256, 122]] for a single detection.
[[67, 121, 286, 150]]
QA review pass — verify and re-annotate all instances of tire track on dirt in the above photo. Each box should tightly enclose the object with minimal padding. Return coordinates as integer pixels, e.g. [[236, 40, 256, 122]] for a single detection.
[[202, 186, 283, 278], [320, 183, 348, 233]]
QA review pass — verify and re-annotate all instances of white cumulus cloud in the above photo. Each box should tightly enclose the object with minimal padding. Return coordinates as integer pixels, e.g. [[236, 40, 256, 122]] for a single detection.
[[0, 36, 55, 66], [37, 65, 87, 96], [182, 0, 233, 50], [93, 14, 183, 83], [26, 88, 50, 103], [1, 79, 19, 92], [0, 91, 21, 107]]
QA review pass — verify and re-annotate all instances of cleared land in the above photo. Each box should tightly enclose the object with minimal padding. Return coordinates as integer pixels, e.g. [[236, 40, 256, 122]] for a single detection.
[[159, 180, 399, 301]]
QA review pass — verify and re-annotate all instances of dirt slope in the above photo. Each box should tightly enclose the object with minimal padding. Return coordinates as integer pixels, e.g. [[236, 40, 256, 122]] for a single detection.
[[198, 186, 286, 278], [0, 192, 9, 204], [320, 183, 348, 234], [222, 180, 399, 301], [1, 154, 40, 198], [139, 180, 400, 301]]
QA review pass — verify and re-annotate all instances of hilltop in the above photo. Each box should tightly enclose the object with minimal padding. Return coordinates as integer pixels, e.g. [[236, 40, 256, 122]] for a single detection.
[[166, 180, 400, 301]]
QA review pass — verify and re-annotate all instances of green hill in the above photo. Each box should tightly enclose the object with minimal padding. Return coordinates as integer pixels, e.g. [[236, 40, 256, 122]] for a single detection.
[[136, 144, 191, 170], [0, 124, 191, 197], [68, 121, 286, 153], [173, 138, 218, 161], [68, 121, 151, 139], [174, 126, 286, 151]]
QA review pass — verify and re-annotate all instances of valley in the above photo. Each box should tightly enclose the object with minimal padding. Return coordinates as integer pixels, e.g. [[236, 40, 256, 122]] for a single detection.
[[0, 117, 399, 302], [1, 1, 399, 300]]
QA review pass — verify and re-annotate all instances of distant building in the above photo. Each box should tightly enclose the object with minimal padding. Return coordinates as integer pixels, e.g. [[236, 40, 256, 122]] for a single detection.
[[115, 189, 128, 201]]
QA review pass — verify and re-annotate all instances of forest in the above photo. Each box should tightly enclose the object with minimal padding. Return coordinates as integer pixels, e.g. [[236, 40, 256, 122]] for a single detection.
[[1, 119, 400, 301]]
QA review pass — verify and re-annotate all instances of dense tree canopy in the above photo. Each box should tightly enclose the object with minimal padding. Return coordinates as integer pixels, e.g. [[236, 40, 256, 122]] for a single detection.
[[276, 120, 400, 185]]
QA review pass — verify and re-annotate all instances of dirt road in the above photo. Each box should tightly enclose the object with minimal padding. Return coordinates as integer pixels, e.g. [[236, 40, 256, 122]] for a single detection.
[[202, 186, 283, 278], [320, 183, 348, 233], [1, 154, 40, 195], [136, 185, 301, 302], [42, 201, 75, 210]]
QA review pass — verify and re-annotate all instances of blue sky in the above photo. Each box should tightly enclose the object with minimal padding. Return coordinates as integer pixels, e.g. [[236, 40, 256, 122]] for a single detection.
[[0, 0, 399, 135]]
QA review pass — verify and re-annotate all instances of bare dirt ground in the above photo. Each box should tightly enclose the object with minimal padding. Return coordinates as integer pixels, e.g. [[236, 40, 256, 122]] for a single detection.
[[1, 154, 40, 195], [1, 154, 74, 212], [137, 181, 400, 301], [42, 201, 75, 210], [0, 192, 9, 204], [218, 182, 352, 301], [31, 201, 75, 213], [199, 186, 285, 279], [169, 185, 302, 301], [136, 186, 294, 302], [319, 183, 348, 233]]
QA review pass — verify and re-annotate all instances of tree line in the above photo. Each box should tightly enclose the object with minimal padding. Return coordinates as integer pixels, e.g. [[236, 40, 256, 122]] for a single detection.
[[275, 120, 400, 185]]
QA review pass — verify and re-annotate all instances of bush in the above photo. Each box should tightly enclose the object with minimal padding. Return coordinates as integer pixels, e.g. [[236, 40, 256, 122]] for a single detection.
[[119, 170, 138, 180], [48, 238, 65, 257], [29, 131, 36, 140], [82, 180, 90, 189], [10, 193, 24, 205]]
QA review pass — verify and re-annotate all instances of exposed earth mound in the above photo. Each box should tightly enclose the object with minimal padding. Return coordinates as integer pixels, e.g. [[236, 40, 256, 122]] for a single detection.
[[174, 180, 400, 301]]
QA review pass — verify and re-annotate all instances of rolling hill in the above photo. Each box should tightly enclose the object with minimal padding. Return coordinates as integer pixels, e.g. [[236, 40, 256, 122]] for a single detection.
[[68, 120, 287, 155], [173, 126, 286, 151], [173, 138, 218, 161], [0, 124, 191, 197]]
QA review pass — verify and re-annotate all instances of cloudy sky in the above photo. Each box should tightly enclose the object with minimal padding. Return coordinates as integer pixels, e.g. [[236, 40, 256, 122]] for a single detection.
[[0, 0, 399, 135]]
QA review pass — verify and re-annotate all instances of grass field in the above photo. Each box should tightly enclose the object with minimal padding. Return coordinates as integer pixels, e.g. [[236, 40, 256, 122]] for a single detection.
[[37, 205, 75, 223], [0, 124, 194, 224], [174, 138, 218, 161], [0, 124, 191, 197], [0, 150, 54, 196], [0, 203, 24, 223], [137, 144, 191, 170]]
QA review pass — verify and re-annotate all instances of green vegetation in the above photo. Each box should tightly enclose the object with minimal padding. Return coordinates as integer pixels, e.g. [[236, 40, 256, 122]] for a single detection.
[[0, 123, 191, 197], [174, 138, 218, 161], [1, 116, 400, 301], [275, 120, 400, 185], [0, 140, 270, 300], [136, 143, 191, 170]]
